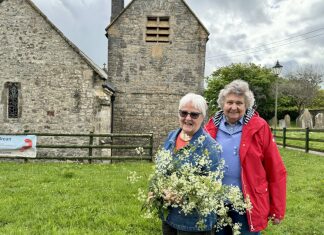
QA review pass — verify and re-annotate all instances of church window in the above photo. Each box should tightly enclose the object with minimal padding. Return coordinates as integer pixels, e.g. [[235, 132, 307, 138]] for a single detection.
[[7, 82, 19, 118], [146, 16, 170, 43]]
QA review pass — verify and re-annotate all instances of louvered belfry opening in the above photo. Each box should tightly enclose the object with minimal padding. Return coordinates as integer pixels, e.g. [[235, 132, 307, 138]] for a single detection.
[[146, 16, 170, 43]]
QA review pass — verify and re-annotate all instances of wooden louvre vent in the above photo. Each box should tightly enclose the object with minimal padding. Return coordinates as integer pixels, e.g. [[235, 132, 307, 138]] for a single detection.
[[146, 16, 170, 43]]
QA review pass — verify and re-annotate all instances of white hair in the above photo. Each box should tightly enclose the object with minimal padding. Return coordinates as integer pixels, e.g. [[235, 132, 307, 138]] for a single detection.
[[217, 79, 255, 109], [179, 93, 208, 117]]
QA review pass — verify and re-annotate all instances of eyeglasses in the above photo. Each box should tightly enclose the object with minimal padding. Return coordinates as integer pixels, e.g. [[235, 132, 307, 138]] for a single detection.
[[179, 110, 202, 119]]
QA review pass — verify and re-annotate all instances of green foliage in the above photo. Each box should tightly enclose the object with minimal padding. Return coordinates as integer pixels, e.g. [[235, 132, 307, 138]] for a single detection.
[[310, 89, 324, 108], [277, 88, 324, 121], [281, 66, 324, 113], [277, 95, 295, 108], [276, 95, 299, 120], [204, 63, 277, 120], [277, 106, 299, 121]]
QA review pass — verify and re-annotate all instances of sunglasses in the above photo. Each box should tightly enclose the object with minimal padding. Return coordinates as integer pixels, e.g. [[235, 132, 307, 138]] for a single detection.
[[179, 110, 202, 119]]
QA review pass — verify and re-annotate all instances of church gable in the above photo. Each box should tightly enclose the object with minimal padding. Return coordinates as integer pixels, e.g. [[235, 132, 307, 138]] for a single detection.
[[106, 0, 209, 92], [0, 0, 112, 136], [106, 0, 209, 151], [106, 0, 209, 37]]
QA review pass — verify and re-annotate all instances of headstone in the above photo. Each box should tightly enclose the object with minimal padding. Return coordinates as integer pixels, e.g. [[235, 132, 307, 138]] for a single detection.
[[279, 119, 286, 128], [314, 113, 324, 129], [269, 116, 277, 127], [284, 114, 291, 128], [296, 109, 313, 128]]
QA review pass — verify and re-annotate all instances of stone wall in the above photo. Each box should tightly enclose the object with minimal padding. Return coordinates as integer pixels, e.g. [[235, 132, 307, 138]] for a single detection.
[[0, 0, 112, 158], [107, 0, 208, 151]]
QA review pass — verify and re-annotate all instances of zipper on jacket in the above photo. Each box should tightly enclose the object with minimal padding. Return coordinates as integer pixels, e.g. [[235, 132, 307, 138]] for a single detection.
[[241, 167, 255, 231]]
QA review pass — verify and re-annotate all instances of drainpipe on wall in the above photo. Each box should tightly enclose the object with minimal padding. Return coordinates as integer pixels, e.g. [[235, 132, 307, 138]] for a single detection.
[[111, 95, 115, 133]]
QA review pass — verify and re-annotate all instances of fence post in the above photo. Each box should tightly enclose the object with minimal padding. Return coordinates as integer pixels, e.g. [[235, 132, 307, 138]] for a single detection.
[[149, 132, 153, 161], [89, 131, 93, 163], [283, 127, 286, 148], [272, 127, 276, 138], [23, 130, 30, 163], [305, 128, 310, 153]]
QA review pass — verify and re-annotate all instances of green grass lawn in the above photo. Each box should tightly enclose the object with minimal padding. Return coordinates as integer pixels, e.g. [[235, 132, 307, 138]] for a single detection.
[[262, 149, 324, 235], [0, 149, 323, 234], [0, 161, 160, 235]]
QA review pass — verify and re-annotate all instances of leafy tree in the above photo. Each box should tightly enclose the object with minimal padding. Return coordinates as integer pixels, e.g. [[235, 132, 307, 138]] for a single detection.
[[204, 63, 277, 120], [281, 65, 324, 114], [277, 94, 299, 120], [310, 89, 324, 109]]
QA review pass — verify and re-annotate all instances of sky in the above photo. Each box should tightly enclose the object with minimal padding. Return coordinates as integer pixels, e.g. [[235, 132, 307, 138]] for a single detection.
[[31, 0, 324, 77]]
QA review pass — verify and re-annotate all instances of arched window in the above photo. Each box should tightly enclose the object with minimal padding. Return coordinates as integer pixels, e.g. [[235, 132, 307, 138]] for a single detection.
[[7, 82, 19, 118]]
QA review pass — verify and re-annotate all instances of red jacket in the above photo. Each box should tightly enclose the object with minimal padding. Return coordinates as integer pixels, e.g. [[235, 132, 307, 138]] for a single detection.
[[204, 112, 287, 232]]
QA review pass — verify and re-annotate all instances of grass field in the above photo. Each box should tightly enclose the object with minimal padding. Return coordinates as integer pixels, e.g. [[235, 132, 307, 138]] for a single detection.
[[0, 148, 323, 234]]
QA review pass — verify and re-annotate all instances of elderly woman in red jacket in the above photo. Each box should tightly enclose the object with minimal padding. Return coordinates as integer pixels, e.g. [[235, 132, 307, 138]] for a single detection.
[[204, 79, 287, 234]]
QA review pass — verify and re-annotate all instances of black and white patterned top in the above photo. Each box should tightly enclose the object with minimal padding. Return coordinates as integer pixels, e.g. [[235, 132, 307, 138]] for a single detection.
[[212, 108, 255, 127]]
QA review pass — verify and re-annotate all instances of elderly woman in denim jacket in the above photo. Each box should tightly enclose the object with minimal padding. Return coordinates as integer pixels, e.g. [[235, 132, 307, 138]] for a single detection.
[[204, 79, 287, 235], [161, 93, 219, 235]]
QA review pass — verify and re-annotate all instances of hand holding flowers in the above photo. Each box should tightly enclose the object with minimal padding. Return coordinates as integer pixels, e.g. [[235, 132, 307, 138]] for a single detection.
[[136, 136, 252, 234]]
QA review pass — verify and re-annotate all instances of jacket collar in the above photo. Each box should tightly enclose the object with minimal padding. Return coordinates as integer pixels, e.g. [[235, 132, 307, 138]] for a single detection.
[[167, 127, 205, 147], [212, 108, 255, 127]]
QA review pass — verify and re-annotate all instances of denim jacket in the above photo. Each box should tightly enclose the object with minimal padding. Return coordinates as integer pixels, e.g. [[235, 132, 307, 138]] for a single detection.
[[162, 127, 219, 232]]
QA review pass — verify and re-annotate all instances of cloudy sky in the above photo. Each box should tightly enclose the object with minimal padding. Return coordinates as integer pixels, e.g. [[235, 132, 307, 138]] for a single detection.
[[32, 0, 324, 77]]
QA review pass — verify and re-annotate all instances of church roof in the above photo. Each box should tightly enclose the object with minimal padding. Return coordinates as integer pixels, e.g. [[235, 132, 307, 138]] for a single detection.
[[105, 0, 209, 35], [20, 0, 114, 91]]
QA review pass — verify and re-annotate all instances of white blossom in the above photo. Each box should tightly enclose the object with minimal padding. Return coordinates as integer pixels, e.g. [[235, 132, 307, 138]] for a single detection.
[[135, 146, 145, 155], [127, 171, 142, 183], [134, 136, 251, 232]]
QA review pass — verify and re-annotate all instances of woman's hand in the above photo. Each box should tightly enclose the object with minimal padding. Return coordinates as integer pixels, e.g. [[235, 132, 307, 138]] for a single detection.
[[269, 216, 282, 225], [162, 189, 181, 204], [162, 189, 175, 202], [147, 191, 154, 203], [271, 218, 282, 225]]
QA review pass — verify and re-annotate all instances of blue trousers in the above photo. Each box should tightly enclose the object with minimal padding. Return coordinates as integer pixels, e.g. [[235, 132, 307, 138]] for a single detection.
[[215, 210, 261, 235], [162, 221, 216, 235]]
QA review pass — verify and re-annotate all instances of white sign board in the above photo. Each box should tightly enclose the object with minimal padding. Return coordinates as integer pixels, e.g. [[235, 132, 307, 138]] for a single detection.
[[0, 135, 37, 158]]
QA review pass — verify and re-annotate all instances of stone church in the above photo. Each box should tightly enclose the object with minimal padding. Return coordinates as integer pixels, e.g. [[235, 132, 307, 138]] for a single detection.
[[0, 0, 208, 157]]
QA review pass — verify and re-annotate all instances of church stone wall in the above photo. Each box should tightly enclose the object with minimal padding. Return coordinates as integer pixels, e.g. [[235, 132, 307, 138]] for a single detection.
[[107, 0, 208, 151], [0, 0, 111, 158]]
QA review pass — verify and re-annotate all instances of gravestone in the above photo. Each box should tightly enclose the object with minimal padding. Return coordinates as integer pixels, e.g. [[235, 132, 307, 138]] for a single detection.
[[279, 119, 286, 128], [269, 116, 277, 127], [296, 109, 313, 128], [314, 113, 324, 129], [284, 114, 291, 128]]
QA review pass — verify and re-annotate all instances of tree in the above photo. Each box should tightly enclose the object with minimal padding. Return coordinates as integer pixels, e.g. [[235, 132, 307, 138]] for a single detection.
[[281, 65, 324, 114], [310, 89, 324, 109], [204, 63, 277, 120]]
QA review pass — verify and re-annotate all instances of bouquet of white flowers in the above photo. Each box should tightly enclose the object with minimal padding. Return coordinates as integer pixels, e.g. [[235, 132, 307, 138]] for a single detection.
[[137, 136, 252, 234]]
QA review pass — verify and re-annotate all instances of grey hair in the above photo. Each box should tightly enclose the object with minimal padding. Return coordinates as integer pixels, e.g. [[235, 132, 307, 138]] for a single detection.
[[179, 93, 208, 117], [217, 79, 255, 109]]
